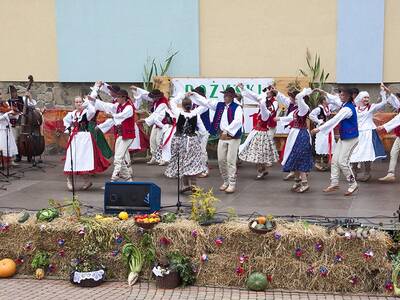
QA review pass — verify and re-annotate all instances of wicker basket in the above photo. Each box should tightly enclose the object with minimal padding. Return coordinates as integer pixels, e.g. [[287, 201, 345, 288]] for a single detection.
[[135, 222, 158, 230], [248, 220, 276, 234], [155, 271, 180, 289], [70, 270, 106, 287]]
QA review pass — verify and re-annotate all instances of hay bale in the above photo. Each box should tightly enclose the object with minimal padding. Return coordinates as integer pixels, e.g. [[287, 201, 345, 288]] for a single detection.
[[0, 214, 393, 293]]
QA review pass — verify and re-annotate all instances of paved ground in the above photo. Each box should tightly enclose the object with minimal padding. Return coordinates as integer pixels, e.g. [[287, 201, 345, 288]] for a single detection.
[[0, 155, 399, 222], [1, 158, 399, 299], [0, 279, 397, 300]]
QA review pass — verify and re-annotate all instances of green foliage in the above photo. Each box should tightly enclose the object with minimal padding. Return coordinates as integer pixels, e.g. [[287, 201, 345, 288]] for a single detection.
[[167, 251, 196, 286], [141, 233, 156, 266], [143, 50, 179, 91], [122, 242, 143, 274], [227, 207, 238, 221], [36, 208, 59, 222], [31, 251, 50, 270], [299, 48, 330, 108], [190, 187, 219, 223]]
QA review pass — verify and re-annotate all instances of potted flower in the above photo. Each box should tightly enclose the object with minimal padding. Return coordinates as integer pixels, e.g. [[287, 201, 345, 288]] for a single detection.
[[70, 243, 106, 287], [152, 256, 181, 289]]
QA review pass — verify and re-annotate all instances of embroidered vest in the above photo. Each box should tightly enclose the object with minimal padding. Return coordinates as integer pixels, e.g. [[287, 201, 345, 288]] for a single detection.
[[266, 98, 278, 128], [290, 110, 309, 129], [152, 97, 169, 128], [339, 101, 359, 140], [115, 101, 135, 139], [210, 101, 242, 138]]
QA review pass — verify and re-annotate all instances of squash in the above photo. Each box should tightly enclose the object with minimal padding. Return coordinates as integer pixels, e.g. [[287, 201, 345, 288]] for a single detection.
[[257, 216, 266, 225], [246, 272, 268, 291], [18, 211, 30, 223], [118, 211, 129, 220], [0, 258, 17, 278], [35, 268, 45, 280]]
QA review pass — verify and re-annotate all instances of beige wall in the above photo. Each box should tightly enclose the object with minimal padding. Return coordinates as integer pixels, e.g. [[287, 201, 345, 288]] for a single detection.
[[199, 0, 337, 81], [383, 0, 400, 82], [0, 0, 58, 82]]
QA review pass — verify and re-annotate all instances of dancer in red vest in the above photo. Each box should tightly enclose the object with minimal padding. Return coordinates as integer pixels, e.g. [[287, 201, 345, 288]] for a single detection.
[[237, 83, 279, 179], [92, 89, 135, 181], [133, 87, 169, 165]]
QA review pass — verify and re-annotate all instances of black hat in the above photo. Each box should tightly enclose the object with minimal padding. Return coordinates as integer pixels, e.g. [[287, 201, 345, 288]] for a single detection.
[[220, 87, 236, 95], [192, 86, 206, 97], [148, 89, 164, 99], [109, 85, 121, 94], [116, 89, 129, 98]]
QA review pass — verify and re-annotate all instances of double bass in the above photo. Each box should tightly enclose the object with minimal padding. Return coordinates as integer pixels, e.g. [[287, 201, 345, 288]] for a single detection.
[[17, 75, 45, 163]]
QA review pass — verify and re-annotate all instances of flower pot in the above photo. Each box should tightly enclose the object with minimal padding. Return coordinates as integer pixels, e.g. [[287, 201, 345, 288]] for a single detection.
[[155, 271, 180, 289], [70, 269, 106, 287]]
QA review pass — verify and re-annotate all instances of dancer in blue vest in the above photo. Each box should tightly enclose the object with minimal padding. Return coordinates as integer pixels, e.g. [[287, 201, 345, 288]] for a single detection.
[[312, 88, 359, 196], [195, 87, 243, 193]]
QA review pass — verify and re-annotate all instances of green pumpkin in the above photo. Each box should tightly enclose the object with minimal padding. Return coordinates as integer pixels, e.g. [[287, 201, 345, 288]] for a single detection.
[[246, 272, 268, 291], [18, 211, 30, 223]]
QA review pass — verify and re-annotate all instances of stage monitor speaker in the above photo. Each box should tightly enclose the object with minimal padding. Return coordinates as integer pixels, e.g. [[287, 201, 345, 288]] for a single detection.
[[104, 182, 161, 214]]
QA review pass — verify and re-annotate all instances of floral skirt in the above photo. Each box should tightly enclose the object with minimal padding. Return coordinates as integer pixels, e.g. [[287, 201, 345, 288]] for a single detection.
[[239, 131, 279, 164], [165, 135, 207, 178], [283, 129, 313, 173]]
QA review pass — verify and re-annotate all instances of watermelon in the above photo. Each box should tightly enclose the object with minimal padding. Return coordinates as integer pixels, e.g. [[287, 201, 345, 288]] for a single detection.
[[18, 211, 30, 223], [246, 272, 268, 291]]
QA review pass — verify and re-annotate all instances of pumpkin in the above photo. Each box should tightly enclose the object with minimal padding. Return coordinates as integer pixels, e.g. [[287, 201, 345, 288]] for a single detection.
[[118, 211, 129, 220], [257, 216, 266, 225], [246, 272, 268, 291], [35, 268, 45, 280], [0, 258, 17, 278]]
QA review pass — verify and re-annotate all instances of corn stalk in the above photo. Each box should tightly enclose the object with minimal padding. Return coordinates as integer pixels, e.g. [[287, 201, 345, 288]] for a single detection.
[[142, 50, 179, 91], [299, 49, 330, 109]]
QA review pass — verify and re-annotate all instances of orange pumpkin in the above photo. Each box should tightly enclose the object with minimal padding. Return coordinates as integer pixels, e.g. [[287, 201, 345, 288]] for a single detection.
[[257, 216, 267, 225], [0, 258, 17, 278]]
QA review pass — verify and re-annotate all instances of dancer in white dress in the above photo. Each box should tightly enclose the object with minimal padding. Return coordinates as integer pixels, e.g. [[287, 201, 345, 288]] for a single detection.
[[349, 89, 387, 182], [63, 96, 110, 190], [309, 96, 336, 171]]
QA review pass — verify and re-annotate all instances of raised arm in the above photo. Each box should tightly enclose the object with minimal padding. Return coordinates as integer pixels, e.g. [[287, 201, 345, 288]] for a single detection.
[[309, 107, 324, 125], [238, 84, 263, 104], [382, 113, 400, 133], [296, 88, 312, 116], [259, 99, 271, 121], [93, 99, 117, 114], [275, 91, 291, 108]]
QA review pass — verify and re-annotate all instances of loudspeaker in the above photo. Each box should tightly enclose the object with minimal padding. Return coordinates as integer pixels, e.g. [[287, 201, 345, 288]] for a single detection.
[[103, 182, 161, 214]]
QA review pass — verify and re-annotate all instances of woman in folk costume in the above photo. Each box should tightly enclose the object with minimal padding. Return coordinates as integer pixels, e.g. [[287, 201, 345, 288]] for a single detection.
[[63, 96, 110, 191], [0, 89, 19, 164], [132, 87, 169, 165], [275, 88, 314, 193], [164, 95, 208, 193], [274, 86, 299, 180], [378, 84, 400, 182], [92, 89, 136, 182], [237, 83, 279, 179], [152, 107, 176, 165], [312, 88, 359, 196], [309, 96, 336, 171], [349, 90, 387, 182]]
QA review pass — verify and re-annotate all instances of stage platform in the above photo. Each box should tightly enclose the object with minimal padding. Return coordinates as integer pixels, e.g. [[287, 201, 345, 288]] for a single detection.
[[0, 155, 399, 223]]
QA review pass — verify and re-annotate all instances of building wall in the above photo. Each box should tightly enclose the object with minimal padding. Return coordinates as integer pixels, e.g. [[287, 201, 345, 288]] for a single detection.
[[0, 0, 399, 83], [0, 0, 58, 81], [199, 0, 337, 81]]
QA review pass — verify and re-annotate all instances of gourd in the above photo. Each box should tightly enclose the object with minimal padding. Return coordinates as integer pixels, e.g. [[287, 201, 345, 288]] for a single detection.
[[0, 258, 17, 278], [246, 272, 268, 291]]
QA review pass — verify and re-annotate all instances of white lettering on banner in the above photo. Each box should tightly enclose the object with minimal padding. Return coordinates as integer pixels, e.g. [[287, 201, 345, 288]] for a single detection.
[[171, 78, 289, 134]]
